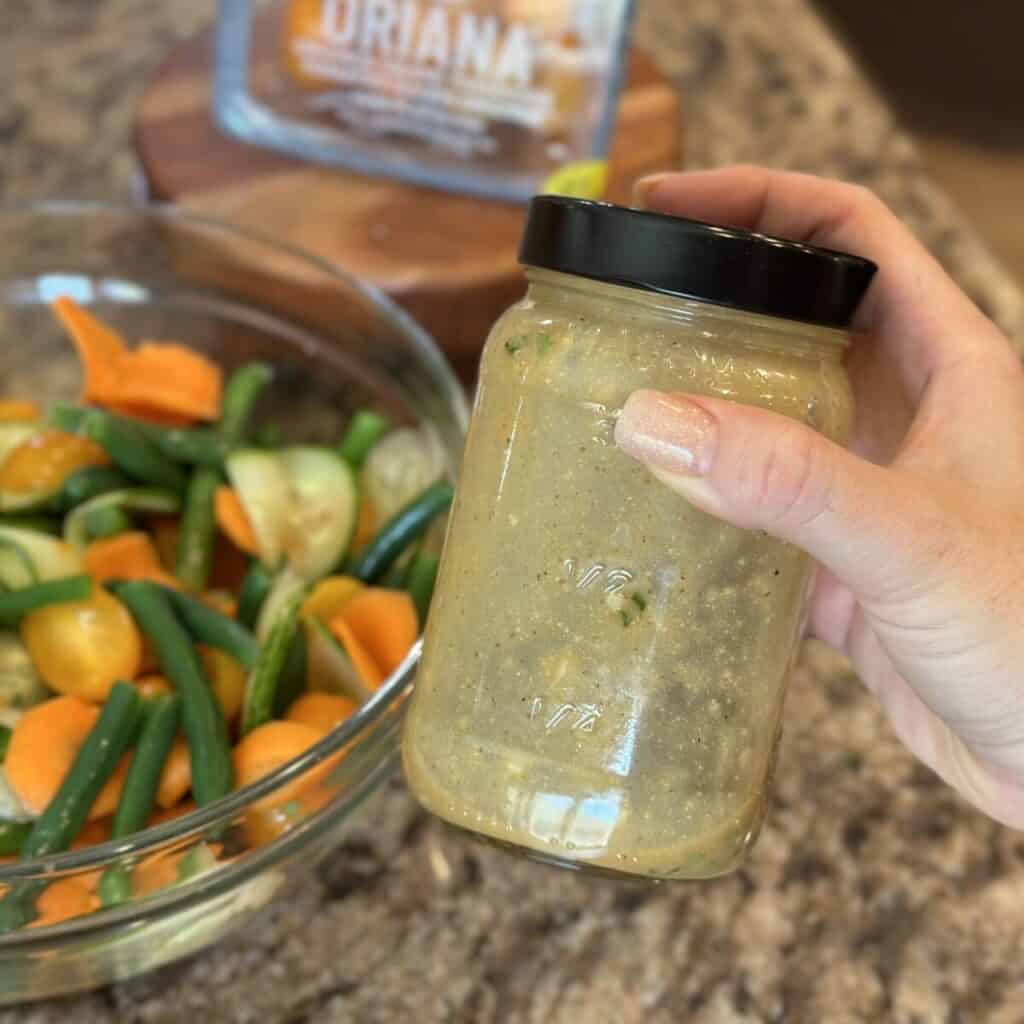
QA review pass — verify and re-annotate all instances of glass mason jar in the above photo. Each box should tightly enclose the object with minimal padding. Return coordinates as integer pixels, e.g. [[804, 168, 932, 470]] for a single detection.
[[403, 197, 877, 880]]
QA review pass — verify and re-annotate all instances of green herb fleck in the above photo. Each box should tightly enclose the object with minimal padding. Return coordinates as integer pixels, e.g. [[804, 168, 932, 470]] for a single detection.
[[536, 333, 553, 355], [619, 609, 632, 627], [504, 337, 525, 355], [631, 592, 647, 611], [839, 750, 863, 771]]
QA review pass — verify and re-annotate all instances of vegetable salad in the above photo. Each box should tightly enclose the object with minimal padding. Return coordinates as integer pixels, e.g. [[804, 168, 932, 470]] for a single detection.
[[0, 298, 451, 930]]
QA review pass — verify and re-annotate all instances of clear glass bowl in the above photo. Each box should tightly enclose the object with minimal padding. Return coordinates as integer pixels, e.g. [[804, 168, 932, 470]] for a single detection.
[[0, 204, 468, 1003]]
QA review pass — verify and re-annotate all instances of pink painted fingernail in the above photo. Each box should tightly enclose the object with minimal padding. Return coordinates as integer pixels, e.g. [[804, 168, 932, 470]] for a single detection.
[[615, 391, 717, 476]]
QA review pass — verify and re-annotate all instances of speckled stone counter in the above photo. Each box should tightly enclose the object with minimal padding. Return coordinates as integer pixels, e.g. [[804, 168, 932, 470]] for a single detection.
[[3, 2, 1024, 1022]]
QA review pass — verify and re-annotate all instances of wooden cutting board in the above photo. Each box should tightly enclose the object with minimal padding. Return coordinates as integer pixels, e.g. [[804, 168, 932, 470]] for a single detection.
[[135, 27, 683, 376]]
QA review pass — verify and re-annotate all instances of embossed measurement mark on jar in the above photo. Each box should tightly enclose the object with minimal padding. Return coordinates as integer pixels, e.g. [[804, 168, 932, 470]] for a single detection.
[[528, 697, 602, 733], [563, 559, 633, 592]]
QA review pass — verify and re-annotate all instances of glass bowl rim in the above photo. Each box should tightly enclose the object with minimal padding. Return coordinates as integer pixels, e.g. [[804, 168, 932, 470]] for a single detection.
[[0, 200, 467, 881]]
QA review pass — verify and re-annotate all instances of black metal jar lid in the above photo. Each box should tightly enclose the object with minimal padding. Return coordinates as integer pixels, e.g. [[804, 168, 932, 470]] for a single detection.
[[519, 195, 878, 329]]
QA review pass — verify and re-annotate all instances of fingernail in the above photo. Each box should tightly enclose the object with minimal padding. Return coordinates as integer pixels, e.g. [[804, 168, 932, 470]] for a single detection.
[[631, 173, 671, 210], [615, 391, 717, 476]]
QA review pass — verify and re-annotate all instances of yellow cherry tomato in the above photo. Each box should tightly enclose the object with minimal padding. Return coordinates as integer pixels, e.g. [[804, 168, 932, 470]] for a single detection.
[[198, 645, 246, 722], [0, 429, 109, 494], [20, 586, 142, 702], [300, 575, 364, 624], [0, 400, 40, 423]]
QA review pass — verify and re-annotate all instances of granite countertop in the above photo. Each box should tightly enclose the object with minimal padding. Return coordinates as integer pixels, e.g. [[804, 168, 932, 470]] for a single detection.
[[3, 2, 1024, 1022]]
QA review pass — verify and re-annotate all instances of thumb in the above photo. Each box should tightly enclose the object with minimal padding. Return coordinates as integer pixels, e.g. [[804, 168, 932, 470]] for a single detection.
[[614, 389, 932, 602]]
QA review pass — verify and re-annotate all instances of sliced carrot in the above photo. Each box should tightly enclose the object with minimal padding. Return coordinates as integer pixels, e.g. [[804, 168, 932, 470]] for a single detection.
[[84, 530, 180, 588], [133, 841, 222, 896], [328, 619, 384, 690], [134, 674, 172, 700], [132, 849, 186, 895], [233, 721, 326, 811], [336, 588, 417, 676], [155, 738, 192, 809], [72, 819, 112, 850], [285, 693, 357, 734], [148, 799, 195, 828], [0, 399, 40, 422], [104, 402, 194, 428], [214, 486, 259, 555], [4, 696, 130, 820], [30, 879, 98, 928], [353, 496, 376, 550], [110, 343, 222, 423], [70, 818, 113, 891], [51, 296, 126, 403], [301, 575, 363, 624], [0, 429, 110, 494]]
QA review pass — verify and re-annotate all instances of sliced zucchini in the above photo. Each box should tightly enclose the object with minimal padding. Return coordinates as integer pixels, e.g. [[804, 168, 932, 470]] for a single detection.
[[0, 632, 49, 712], [360, 426, 446, 527], [0, 770, 31, 824], [225, 450, 291, 569], [0, 526, 82, 588], [63, 488, 181, 549], [255, 568, 307, 644], [304, 617, 374, 703], [279, 446, 357, 580]]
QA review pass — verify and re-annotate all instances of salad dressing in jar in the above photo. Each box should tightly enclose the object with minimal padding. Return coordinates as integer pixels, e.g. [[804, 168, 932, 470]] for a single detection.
[[403, 197, 876, 879]]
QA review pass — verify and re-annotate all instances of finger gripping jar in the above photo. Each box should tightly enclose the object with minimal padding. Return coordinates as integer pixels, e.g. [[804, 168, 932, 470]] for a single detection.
[[404, 197, 877, 880]]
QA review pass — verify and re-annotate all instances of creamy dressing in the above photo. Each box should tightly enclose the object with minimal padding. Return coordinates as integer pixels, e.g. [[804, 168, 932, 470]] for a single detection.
[[403, 271, 853, 879]]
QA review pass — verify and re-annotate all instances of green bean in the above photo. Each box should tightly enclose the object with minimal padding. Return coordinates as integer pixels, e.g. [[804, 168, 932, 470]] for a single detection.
[[338, 410, 390, 469], [176, 842, 218, 883], [348, 481, 454, 583], [273, 628, 307, 718], [220, 363, 273, 446], [52, 403, 228, 469], [148, 427, 227, 468], [97, 865, 132, 907], [156, 584, 259, 670], [0, 822, 30, 858], [0, 723, 10, 761], [174, 468, 219, 590], [54, 466, 132, 512], [48, 402, 89, 435], [21, 681, 142, 858], [99, 694, 182, 907], [83, 411, 187, 494], [0, 681, 142, 931], [241, 588, 303, 735], [112, 695, 181, 837], [113, 582, 233, 806], [404, 550, 440, 626], [83, 504, 133, 541], [0, 575, 92, 626], [237, 559, 274, 630]]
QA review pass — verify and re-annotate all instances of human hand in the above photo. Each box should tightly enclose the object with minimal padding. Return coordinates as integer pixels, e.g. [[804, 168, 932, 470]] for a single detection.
[[614, 166, 1024, 828]]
